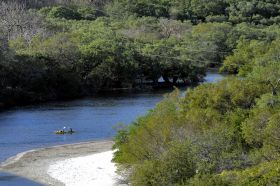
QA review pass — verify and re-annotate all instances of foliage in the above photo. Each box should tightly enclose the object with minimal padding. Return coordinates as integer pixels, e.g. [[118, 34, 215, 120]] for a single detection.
[[109, 0, 280, 25], [130, 141, 196, 186], [112, 18, 280, 185], [1, 0, 280, 184], [186, 160, 280, 186], [47, 6, 82, 20]]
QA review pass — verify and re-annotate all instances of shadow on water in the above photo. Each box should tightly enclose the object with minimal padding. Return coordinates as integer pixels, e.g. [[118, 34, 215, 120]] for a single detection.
[[0, 172, 41, 186]]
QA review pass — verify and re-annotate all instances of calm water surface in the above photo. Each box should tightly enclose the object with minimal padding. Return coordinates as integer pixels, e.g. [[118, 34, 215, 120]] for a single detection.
[[0, 72, 224, 185], [0, 172, 40, 186]]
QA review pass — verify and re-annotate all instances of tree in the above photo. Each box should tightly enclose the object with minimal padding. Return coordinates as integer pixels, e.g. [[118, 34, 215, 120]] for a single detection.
[[0, 1, 44, 41], [47, 6, 82, 20], [191, 22, 232, 67], [77, 26, 139, 90], [0, 32, 13, 90], [190, 0, 228, 21]]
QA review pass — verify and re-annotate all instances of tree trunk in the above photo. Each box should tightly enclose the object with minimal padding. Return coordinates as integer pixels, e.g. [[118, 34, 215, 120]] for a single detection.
[[173, 76, 178, 84], [162, 75, 170, 83]]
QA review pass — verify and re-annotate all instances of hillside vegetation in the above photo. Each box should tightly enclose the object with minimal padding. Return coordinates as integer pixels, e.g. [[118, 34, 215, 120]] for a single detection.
[[107, 0, 280, 185], [1, 1, 280, 184], [1, 0, 280, 109]]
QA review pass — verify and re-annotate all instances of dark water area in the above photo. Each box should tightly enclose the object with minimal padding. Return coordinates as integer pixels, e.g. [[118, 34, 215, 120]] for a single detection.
[[0, 72, 224, 185], [0, 172, 40, 186]]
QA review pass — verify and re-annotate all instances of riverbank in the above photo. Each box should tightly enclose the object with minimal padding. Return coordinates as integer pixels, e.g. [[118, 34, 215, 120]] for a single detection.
[[0, 71, 224, 112], [0, 86, 170, 113], [0, 140, 115, 186]]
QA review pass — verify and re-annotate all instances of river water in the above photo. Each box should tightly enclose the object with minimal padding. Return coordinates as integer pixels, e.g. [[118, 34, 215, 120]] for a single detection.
[[0, 72, 224, 185]]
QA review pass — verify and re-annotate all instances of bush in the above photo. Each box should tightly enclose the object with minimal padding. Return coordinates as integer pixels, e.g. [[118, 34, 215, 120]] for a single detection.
[[130, 141, 196, 186], [48, 6, 81, 20], [77, 7, 104, 20]]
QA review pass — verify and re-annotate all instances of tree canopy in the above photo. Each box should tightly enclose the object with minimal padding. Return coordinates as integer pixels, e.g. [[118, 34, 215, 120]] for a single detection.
[[1, 1, 280, 184]]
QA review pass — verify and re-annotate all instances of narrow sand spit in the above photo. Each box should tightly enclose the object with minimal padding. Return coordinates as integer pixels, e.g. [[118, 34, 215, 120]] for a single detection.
[[0, 140, 115, 186]]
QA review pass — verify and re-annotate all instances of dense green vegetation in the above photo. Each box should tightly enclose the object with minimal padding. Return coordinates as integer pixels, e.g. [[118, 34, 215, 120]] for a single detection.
[[1, 0, 280, 109], [113, 58, 280, 185], [108, 0, 280, 186]]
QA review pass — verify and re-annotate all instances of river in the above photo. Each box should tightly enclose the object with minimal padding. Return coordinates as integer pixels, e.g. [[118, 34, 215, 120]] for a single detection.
[[0, 71, 224, 185]]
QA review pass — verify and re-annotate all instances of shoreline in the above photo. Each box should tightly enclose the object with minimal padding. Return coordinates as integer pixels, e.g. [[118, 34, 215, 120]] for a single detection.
[[0, 70, 223, 113], [0, 140, 114, 186]]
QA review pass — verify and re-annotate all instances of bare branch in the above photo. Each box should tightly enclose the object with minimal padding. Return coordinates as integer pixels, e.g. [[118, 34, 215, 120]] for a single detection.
[[0, 1, 45, 41]]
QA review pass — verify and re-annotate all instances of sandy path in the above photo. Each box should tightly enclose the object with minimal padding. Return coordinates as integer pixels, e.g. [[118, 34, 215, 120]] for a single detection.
[[0, 140, 114, 186]]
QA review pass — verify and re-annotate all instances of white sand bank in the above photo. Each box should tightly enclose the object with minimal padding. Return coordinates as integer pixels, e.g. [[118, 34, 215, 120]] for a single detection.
[[0, 140, 115, 186], [48, 151, 118, 186]]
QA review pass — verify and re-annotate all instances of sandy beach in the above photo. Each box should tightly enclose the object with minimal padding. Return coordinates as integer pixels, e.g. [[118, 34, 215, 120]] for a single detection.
[[0, 140, 116, 186], [48, 151, 118, 186]]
